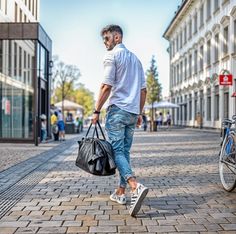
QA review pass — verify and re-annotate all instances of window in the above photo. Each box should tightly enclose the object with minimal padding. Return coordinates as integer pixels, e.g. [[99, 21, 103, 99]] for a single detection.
[[20, 8, 22, 22], [19, 47, 22, 78], [194, 92, 198, 119], [173, 66, 176, 86], [189, 54, 192, 77], [36, 0, 38, 20], [194, 49, 198, 74], [214, 0, 219, 11], [207, 40, 211, 65], [176, 36, 179, 52], [184, 26, 187, 44], [189, 94, 192, 120], [8, 42, 12, 76], [32, 0, 35, 16], [180, 31, 183, 49], [234, 20, 236, 53], [15, 3, 18, 22], [0, 40, 2, 73], [177, 64, 179, 84], [224, 91, 229, 118], [172, 41, 175, 57], [223, 26, 229, 55], [215, 85, 219, 120], [194, 12, 198, 33], [214, 33, 219, 61], [188, 19, 192, 39], [200, 45, 204, 70], [200, 4, 204, 27], [14, 42, 17, 77], [180, 61, 183, 83], [5, 0, 7, 14], [206, 0, 211, 20], [24, 51, 27, 83], [184, 57, 187, 80], [207, 88, 211, 120]]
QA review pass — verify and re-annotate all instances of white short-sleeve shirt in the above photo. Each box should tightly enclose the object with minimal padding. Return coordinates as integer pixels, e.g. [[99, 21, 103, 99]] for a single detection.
[[103, 43, 146, 115]]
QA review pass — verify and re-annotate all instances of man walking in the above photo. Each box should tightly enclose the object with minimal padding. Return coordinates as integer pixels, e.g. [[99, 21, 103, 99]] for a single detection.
[[92, 24, 148, 216]]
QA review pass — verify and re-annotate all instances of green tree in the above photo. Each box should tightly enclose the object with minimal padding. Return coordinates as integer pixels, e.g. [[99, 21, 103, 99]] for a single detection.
[[146, 55, 162, 131], [72, 85, 95, 117]]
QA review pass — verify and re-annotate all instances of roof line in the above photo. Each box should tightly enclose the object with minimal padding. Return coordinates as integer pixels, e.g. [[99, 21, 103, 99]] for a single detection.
[[163, 0, 188, 40]]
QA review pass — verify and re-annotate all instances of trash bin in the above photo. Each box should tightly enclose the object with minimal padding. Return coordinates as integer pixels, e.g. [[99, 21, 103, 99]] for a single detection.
[[65, 122, 75, 134]]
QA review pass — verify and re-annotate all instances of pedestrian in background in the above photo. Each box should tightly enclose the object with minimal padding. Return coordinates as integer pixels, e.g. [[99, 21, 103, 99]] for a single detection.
[[92, 24, 148, 216], [58, 110, 65, 141], [166, 111, 171, 128], [51, 111, 59, 141], [40, 114, 47, 143], [157, 112, 163, 129]]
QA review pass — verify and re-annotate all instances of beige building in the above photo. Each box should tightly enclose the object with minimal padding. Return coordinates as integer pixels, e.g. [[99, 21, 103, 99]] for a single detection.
[[164, 0, 236, 129], [0, 0, 52, 145]]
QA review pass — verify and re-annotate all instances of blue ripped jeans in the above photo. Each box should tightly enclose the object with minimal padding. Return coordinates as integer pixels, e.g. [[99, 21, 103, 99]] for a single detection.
[[105, 105, 138, 188]]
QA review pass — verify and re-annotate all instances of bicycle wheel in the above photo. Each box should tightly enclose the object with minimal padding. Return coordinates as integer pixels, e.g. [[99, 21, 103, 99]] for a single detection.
[[219, 133, 236, 191]]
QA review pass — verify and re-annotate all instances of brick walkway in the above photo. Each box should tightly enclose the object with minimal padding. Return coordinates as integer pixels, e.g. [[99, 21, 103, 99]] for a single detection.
[[0, 128, 236, 233]]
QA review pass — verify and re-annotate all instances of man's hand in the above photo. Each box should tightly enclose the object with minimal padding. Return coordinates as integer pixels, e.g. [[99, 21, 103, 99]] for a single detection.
[[136, 115, 142, 127], [92, 113, 99, 124]]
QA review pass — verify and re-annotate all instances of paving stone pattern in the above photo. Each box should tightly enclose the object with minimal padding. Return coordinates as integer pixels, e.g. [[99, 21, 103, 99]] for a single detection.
[[0, 128, 236, 233]]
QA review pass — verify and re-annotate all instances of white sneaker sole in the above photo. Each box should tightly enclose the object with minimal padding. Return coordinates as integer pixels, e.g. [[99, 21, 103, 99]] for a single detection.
[[109, 194, 126, 205], [129, 187, 149, 216]]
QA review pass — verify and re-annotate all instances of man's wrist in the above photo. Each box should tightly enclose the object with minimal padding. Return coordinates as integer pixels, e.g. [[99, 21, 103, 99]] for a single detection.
[[93, 110, 100, 114]]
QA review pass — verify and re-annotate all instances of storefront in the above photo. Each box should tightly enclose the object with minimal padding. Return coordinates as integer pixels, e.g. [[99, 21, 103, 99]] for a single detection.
[[0, 23, 52, 145]]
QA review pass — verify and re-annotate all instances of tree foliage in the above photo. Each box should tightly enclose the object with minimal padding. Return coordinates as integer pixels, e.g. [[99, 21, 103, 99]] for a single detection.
[[146, 55, 162, 104], [146, 55, 162, 131], [51, 56, 95, 117], [51, 56, 81, 114], [73, 85, 95, 117]]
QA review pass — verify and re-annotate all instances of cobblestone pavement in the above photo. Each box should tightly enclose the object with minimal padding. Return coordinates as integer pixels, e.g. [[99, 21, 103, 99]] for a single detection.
[[0, 128, 236, 234], [0, 134, 78, 172]]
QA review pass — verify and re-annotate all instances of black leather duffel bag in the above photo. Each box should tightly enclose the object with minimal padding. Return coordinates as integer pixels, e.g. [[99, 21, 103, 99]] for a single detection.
[[75, 121, 116, 176]]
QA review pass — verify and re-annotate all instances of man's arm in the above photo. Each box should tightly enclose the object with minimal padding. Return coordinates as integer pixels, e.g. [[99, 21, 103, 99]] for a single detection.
[[137, 88, 147, 126], [140, 88, 147, 113], [92, 83, 112, 124]]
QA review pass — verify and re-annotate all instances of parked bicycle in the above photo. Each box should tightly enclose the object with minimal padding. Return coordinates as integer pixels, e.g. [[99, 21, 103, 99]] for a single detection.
[[219, 115, 236, 191]]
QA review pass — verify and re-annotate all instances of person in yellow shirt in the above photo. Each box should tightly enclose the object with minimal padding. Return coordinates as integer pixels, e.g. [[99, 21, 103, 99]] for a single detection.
[[51, 111, 59, 141]]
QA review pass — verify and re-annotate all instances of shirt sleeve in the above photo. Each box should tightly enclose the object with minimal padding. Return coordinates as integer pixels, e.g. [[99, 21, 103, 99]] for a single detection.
[[139, 61, 146, 89], [102, 52, 116, 86]]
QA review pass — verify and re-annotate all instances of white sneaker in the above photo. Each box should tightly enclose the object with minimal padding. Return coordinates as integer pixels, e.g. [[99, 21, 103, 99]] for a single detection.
[[110, 190, 127, 205], [129, 183, 148, 216]]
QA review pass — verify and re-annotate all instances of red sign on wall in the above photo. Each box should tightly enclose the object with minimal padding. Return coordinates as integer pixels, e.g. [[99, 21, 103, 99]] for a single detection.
[[219, 74, 233, 85]]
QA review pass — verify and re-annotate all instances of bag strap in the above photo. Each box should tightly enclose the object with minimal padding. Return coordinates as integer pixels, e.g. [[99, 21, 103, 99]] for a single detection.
[[85, 121, 105, 140], [96, 121, 106, 140]]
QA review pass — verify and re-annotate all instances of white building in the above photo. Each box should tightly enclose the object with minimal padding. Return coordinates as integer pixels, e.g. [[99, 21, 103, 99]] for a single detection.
[[0, 0, 39, 22], [0, 0, 52, 145], [163, 0, 236, 129]]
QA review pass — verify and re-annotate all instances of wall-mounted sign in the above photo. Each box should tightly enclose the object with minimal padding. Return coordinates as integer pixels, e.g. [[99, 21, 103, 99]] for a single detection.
[[219, 74, 233, 85]]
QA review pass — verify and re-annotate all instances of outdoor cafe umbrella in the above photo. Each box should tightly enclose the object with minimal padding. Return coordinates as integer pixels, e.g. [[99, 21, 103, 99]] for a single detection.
[[145, 100, 180, 109]]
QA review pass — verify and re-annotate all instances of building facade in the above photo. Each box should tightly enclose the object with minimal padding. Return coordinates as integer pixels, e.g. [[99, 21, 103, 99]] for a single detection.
[[0, 0, 52, 144], [164, 0, 236, 129]]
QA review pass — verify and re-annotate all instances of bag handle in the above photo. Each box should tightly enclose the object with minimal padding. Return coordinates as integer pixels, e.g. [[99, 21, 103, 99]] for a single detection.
[[85, 121, 106, 140]]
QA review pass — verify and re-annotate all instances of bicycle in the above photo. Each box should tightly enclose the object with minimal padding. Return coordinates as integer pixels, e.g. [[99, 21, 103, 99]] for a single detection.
[[219, 115, 236, 192]]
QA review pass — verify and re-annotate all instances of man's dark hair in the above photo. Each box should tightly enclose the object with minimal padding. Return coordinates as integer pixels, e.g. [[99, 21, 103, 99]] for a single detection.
[[101, 24, 123, 37]]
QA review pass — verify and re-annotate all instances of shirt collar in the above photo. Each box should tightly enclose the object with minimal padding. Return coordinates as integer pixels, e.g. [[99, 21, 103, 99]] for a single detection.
[[113, 43, 125, 50]]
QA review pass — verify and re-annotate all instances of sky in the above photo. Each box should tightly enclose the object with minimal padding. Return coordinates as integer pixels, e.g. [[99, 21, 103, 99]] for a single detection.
[[40, 0, 182, 100]]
